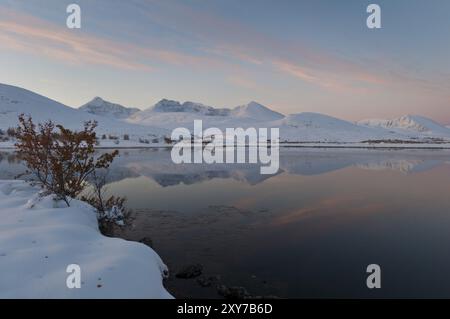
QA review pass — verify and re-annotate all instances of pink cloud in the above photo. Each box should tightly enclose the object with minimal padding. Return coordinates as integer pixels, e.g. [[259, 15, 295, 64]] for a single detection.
[[273, 61, 319, 83], [139, 1, 394, 93], [0, 8, 149, 70], [0, 6, 224, 71], [1, 2, 443, 102]]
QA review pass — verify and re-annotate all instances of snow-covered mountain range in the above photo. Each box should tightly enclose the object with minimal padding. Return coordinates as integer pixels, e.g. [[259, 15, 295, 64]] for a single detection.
[[0, 83, 167, 146], [1, 83, 450, 146], [79, 97, 140, 119], [127, 99, 284, 131], [126, 97, 450, 143]]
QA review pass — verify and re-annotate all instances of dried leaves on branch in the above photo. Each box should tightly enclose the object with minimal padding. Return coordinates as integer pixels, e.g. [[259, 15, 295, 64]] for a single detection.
[[15, 114, 118, 206]]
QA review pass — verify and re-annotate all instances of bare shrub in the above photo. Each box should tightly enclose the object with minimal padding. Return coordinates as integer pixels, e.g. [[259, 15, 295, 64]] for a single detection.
[[80, 168, 131, 234], [15, 115, 118, 206]]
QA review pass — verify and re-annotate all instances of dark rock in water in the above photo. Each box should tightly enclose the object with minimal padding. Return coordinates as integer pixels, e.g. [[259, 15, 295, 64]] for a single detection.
[[139, 237, 153, 248], [176, 264, 203, 279], [217, 285, 251, 299], [197, 275, 221, 287], [216, 284, 230, 296]]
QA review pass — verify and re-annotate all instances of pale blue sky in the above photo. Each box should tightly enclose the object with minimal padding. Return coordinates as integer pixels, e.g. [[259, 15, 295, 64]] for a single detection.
[[1, 0, 449, 122]]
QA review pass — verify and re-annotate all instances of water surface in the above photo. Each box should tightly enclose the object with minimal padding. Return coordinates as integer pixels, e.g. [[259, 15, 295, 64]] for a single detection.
[[2, 148, 450, 298]]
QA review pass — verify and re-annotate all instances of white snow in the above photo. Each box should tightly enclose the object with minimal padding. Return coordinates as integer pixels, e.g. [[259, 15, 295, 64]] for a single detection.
[[0, 180, 172, 299], [357, 115, 450, 138], [1, 82, 450, 146], [271, 112, 402, 143]]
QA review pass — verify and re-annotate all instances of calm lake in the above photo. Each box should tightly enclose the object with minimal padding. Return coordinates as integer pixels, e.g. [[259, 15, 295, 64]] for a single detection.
[[2, 148, 450, 298]]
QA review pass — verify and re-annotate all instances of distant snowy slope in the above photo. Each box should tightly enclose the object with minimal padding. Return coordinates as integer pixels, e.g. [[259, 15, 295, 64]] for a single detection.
[[79, 97, 140, 119], [358, 115, 450, 138], [0, 83, 79, 126], [273, 112, 400, 142]]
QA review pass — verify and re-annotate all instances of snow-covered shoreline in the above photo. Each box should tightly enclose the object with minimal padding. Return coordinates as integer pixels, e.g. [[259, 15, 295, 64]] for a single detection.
[[0, 180, 172, 299]]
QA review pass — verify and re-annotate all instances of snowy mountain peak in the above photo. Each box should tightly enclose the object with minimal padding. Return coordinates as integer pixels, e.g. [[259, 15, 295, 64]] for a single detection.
[[395, 115, 445, 132], [79, 97, 139, 119], [358, 114, 450, 136], [232, 101, 284, 121], [152, 99, 182, 112], [248, 101, 264, 107], [89, 96, 106, 105], [150, 99, 230, 116]]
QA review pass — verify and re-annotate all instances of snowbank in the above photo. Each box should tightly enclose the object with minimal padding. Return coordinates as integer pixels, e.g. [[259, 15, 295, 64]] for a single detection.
[[0, 180, 172, 299]]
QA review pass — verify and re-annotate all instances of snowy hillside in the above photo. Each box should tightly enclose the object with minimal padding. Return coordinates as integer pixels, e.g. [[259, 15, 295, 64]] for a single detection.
[[272, 112, 402, 143], [0, 84, 168, 146], [357, 115, 450, 139], [0, 180, 172, 298], [79, 97, 140, 119]]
